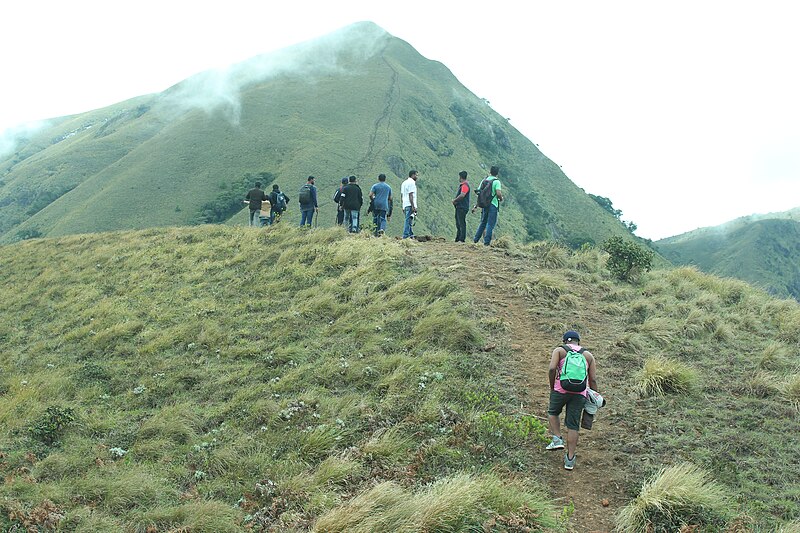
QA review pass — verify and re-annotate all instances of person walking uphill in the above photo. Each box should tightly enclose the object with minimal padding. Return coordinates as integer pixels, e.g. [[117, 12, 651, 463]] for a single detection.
[[546, 330, 598, 471], [452, 171, 470, 242], [333, 177, 348, 225], [472, 165, 503, 245], [298, 176, 318, 227], [401, 170, 419, 239], [245, 181, 269, 227], [341, 175, 363, 233], [369, 173, 393, 236]]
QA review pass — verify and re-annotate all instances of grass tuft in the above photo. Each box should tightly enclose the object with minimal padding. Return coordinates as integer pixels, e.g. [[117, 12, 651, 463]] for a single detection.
[[616, 463, 732, 532], [635, 356, 697, 396]]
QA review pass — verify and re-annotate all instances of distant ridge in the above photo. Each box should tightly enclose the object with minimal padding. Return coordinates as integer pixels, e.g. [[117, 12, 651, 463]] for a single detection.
[[657, 207, 800, 300]]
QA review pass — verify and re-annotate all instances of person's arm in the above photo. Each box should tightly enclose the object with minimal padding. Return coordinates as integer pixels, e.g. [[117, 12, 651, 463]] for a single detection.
[[409, 191, 416, 212], [313, 187, 318, 211], [387, 195, 393, 218], [496, 189, 504, 202], [586, 351, 598, 391], [453, 184, 467, 205], [548, 347, 564, 390]]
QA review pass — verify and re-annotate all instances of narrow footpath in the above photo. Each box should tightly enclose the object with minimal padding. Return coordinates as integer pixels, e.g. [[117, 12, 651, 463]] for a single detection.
[[412, 240, 629, 533]]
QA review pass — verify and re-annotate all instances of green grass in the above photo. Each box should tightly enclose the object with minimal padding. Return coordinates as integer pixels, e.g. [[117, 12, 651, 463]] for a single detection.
[[0, 225, 554, 531]]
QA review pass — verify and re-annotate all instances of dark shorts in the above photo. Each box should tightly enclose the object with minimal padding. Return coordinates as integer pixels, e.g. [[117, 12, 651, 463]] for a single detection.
[[548, 390, 586, 431]]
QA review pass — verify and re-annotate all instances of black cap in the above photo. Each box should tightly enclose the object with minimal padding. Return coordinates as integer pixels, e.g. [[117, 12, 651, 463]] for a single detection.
[[563, 330, 580, 342]]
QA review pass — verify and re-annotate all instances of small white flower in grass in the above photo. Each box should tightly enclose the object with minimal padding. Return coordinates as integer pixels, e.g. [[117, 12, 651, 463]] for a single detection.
[[194, 470, 206, 481], [187, 343, 196, 349], [46, 364, 55, 369], [133, 385, 146, 394], [21, 380, 28, 386], [269, 377, 280, 384], [336, 418, 345, 427], [109, 447, 127, 458]]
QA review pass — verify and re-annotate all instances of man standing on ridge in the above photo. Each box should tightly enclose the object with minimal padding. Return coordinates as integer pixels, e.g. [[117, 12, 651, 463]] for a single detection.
[[298, 175, 318, 227], [401, 170, 418, 239], [472, 165, 503, 246], [369, 173, 393, 236], [546, 330, 598, 471], [245, 181, 268, 227], [452, 170, 470, 242], [341, 175, 363, 233]]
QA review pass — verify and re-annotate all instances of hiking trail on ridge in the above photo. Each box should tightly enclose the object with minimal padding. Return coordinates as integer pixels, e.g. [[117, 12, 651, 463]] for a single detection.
[[412, 240, 631, 533]]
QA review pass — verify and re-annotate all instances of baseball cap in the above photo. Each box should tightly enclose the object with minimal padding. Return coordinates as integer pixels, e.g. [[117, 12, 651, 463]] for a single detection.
[[341, 177, 348, 184], [562, 330, 580, 342]]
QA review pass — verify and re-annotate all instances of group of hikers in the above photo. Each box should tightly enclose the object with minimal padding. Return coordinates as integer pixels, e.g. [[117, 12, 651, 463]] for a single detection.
[[244, 166, 505, 245], [246, 167, 602, 471]]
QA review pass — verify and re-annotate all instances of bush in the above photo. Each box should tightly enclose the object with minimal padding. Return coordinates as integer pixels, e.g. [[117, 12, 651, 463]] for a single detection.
[[602, 236, 654, 282], [28, 406, 76, 445], [616, 463, 732, 532]]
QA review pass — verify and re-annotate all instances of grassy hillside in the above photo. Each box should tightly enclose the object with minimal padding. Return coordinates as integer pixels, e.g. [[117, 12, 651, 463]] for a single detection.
[[0, 226, 558, 532], [657, 217, 800, 300], [2, 225, 799, 531], [0, 22, 635, 248]]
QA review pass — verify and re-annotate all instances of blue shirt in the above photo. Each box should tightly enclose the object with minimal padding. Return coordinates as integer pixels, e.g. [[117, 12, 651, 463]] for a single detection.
[[370, 182, 392, 211]]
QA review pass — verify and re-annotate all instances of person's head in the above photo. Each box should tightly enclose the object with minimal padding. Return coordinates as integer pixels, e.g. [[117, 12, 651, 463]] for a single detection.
[[255, 182, 262, 188], [458, 171, 468, 181], [349, 175, 357, 183], [307, 176, 315, 184], [409, 170, 418, 181], [272, 184, 280, 191], [490, 165, 500, 177], [562, 330, 580, 343], [378, 173, 386, 182], [341, 177, 348, 185]]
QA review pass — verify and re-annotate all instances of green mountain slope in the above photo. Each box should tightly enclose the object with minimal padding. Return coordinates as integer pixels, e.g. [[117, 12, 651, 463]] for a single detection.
[[657, 215, 800, 300], [0, 22, 632, 246], [1, 226, 798, 531]]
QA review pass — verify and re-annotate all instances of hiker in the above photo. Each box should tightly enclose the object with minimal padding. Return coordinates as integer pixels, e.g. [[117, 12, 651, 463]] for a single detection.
[[452, 170, 470, 242], [333, 177, 348, 225], [369, 173, 393, 236], [401, 170, 419, 239], [298, 175, 319, 227], [546, 330, 598, 471], [244, 181, 269, 227], [472, 165, 503, 245], [341, 175, 363, 233], [268, 184, 289, 225]]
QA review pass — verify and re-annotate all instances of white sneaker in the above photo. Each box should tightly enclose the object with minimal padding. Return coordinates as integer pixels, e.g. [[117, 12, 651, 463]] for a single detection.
[[545, 436, 565, 450]]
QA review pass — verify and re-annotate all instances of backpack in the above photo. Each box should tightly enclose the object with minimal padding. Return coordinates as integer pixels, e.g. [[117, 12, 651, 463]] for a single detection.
[[272, 191, 287, 212], [299, 184, 313, 205], [475, 178, 496, 208], [559, 345, 588, 392]]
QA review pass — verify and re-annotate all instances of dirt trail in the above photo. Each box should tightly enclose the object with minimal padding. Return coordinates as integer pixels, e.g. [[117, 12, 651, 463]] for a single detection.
[[413, 240, 628, 533]]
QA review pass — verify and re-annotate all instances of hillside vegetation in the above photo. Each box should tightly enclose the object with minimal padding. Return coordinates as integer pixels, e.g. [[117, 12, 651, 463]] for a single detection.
[[657, 217, 800, 300], [1, 225, 799, 531], [0, 22, 635, 249]]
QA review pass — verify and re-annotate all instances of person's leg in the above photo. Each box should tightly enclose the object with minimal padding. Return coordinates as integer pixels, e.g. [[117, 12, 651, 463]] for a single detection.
[[546, 390, 566, 449], [456, 208, 467, 241], [563, 394, 586, 464], [473, 208, 488, 243], [249, 210, 256, 226], [337, 208, 344, 225], [483, 204, 498, 245], [307, 209, 314, 226], [352, 210, 360, 233], [403, 207, 413, 238], [300, 210, 307, 226]]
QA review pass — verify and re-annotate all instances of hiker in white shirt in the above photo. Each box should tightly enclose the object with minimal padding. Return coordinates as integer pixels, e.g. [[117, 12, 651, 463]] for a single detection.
[[401, 170, 418, 239]]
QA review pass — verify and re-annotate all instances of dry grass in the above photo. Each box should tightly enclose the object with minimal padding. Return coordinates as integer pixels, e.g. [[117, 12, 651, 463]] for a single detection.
[[635, 356, 697, 396], [616, 463, 731, 532]]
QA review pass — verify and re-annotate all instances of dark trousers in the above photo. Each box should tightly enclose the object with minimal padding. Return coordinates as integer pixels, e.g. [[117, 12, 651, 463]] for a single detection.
[[336, 207, 345, 225], [454, 207, 468, 242]]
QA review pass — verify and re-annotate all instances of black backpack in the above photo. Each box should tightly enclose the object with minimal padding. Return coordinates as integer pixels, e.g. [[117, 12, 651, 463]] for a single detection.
[[299, 184, 313, 205], [475, 178, 496, 208]]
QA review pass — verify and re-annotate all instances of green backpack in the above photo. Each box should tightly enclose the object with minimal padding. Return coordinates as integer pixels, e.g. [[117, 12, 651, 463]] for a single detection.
[[559, 345, 588, 392]]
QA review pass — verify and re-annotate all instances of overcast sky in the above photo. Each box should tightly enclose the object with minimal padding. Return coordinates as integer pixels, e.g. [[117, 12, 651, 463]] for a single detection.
[[2, 0, 798, 240]]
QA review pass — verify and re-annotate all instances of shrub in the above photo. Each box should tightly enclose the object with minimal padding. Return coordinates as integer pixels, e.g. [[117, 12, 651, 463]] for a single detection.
[[28, 406, 76, 445], [616, 463, 732, 532], [635, 356, 697, 396], [784, 374, 800, 410], [602, 236, 654, 282]]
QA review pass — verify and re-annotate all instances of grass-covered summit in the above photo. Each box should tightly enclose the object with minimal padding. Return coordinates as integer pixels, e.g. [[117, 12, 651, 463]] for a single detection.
[[1, 21, 633, 247]]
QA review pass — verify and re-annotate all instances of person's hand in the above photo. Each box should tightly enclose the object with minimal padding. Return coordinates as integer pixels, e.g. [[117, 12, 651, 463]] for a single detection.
[[471, 207, 477, 214], [315, 207, 319, 213]]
